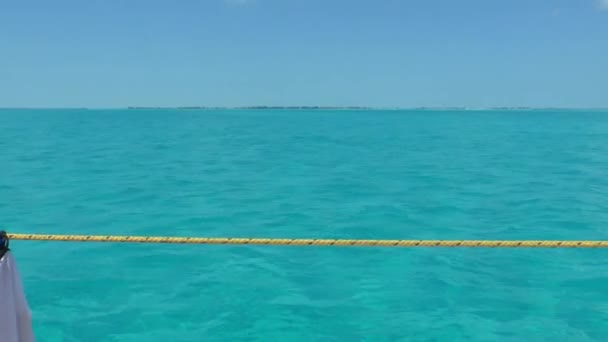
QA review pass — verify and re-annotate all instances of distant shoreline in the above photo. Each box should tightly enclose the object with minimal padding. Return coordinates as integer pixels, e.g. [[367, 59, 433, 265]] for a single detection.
[[95, 106, 608, 111], [127, 106, 373, 110]]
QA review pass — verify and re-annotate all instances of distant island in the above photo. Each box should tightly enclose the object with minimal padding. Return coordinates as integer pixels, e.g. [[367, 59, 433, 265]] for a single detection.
[[124, 106, 549, 111], [127, 106, 372, 110]]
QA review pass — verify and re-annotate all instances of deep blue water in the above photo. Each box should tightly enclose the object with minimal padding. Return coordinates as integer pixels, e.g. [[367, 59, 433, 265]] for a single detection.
[[1, 109, 608, 341]]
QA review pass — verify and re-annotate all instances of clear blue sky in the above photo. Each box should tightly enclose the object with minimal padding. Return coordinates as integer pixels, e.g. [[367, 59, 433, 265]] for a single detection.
[[1, 0, 607, 108]]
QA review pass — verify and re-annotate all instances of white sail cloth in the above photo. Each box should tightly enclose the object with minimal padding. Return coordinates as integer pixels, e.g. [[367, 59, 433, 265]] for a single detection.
[[0, 251, 34, 342]]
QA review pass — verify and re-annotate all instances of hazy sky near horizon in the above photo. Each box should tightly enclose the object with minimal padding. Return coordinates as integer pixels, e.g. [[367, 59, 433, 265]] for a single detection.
[[1, 0, 607, 108]]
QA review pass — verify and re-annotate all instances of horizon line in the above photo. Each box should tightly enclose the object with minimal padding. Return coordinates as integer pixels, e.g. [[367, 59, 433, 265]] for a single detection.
[[1, 106, 608, 111]]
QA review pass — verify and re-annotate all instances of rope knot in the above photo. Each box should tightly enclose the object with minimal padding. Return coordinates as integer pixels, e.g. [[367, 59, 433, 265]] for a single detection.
[[0, 230, 8, 249], [0, 230, 9, 259]]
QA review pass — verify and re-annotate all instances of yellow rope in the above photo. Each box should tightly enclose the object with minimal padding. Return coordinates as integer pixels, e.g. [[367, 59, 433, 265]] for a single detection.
[[6, 233, 608, 248]]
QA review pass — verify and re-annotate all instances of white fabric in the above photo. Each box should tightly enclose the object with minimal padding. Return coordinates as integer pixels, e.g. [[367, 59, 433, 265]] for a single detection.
[[0, 251, 34, 342]]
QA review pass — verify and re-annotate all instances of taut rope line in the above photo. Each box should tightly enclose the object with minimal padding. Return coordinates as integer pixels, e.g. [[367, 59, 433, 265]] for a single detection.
[[7, 233, 608, 248]]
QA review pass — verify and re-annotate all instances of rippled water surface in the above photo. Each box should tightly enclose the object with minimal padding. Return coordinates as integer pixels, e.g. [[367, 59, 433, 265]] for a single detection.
[[1, 109, 608, 341]]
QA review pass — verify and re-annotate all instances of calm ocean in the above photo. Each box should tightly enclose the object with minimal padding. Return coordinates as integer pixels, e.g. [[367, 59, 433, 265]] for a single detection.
[[1, 108, 607, 341]]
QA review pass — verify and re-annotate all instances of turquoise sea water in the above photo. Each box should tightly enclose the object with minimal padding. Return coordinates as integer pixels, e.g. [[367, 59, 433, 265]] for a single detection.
[[1, 108, 608, 341]]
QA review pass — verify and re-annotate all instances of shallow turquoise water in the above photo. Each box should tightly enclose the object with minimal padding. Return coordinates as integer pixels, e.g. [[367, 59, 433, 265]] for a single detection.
[[1, 108, 608, 341]]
